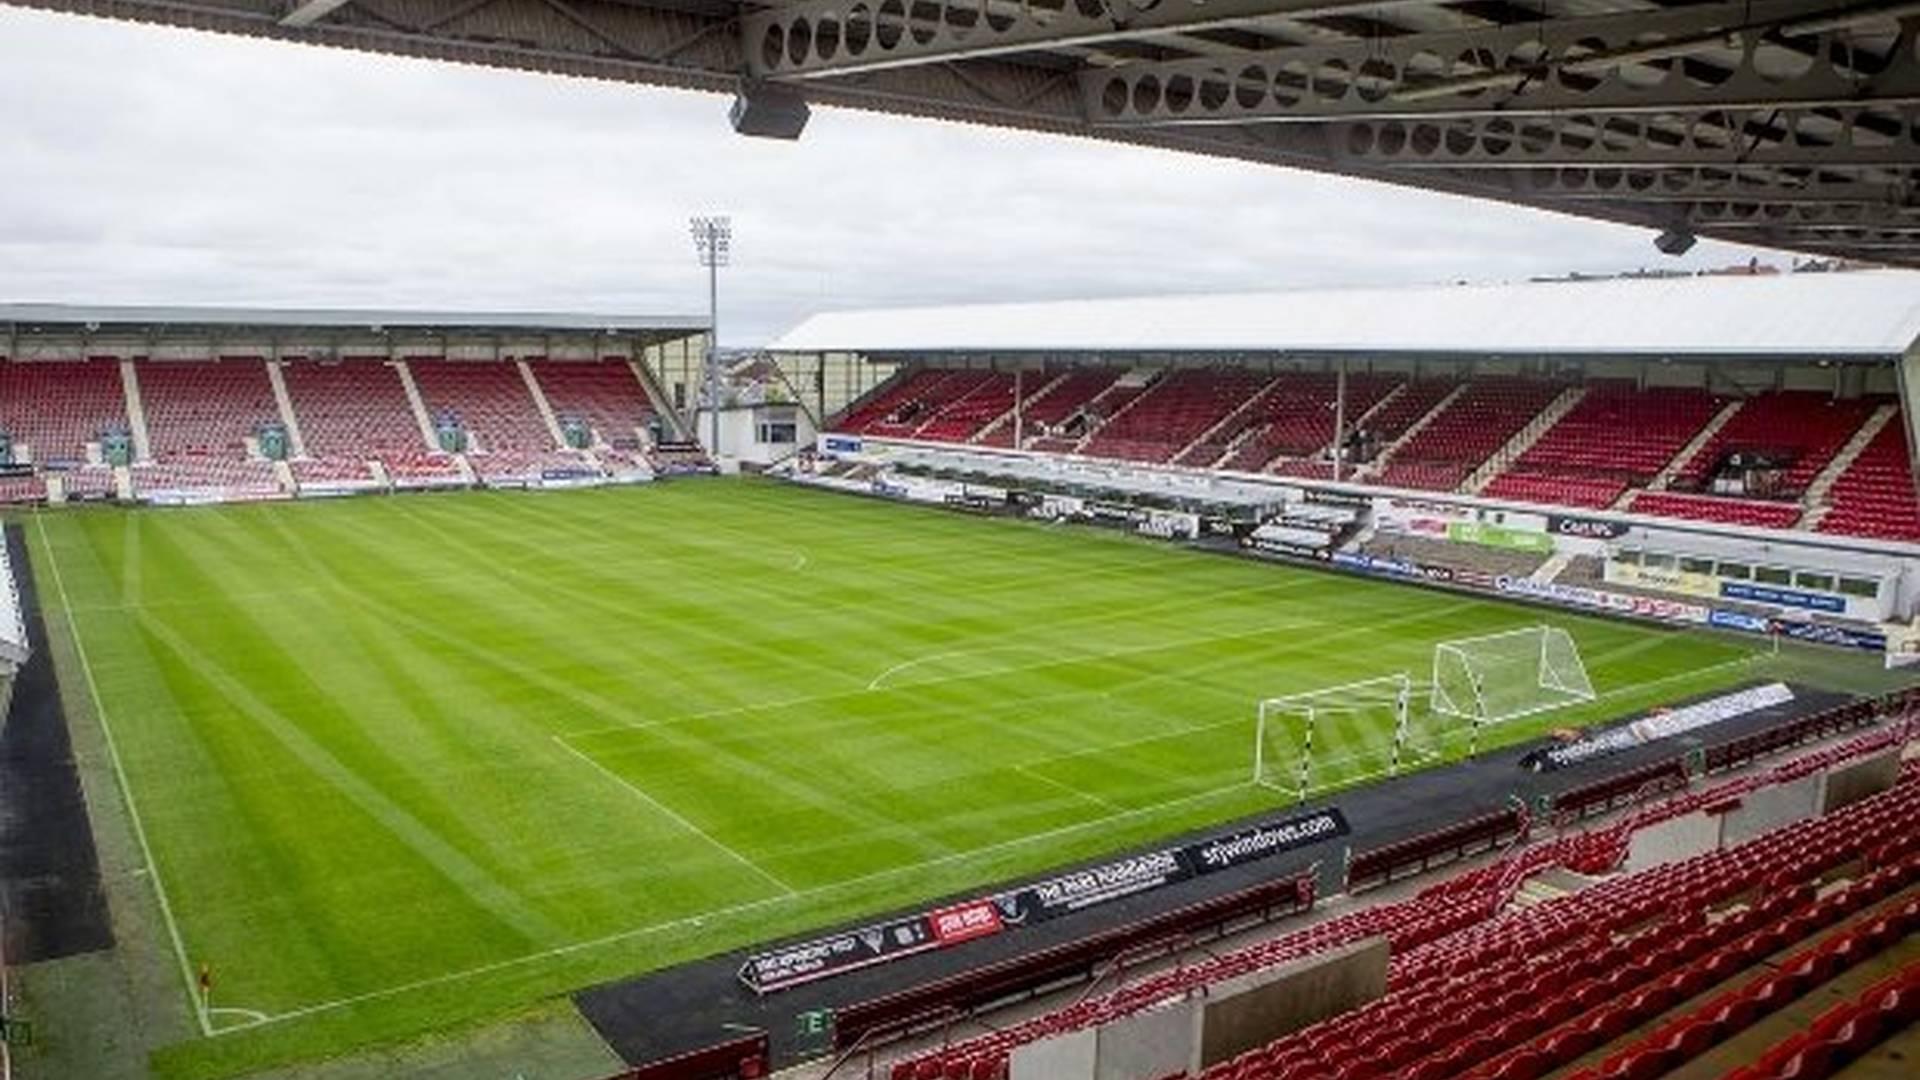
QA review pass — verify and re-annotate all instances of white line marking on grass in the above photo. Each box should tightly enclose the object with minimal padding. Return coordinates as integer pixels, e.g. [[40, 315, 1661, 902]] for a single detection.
[[207, 1006, 271, 1027], [1014, 764, 1122, 814], [229, 777, 1263, 1035], [33, 514, 212, 1037], [867, 643, 1059, 692], [550, 735, 796, 897]]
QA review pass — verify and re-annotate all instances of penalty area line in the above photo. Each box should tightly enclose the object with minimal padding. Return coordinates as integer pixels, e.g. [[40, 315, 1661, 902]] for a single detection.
[[549, 734, 796, 897]]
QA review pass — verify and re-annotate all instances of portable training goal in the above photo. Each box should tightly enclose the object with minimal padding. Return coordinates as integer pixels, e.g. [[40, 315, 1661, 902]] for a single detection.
[[1255, 673, 1435, 803], [1429, 625, 1595, 751]]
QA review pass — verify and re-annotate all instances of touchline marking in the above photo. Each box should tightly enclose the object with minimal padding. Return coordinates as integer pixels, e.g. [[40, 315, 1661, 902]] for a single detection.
[[33, 514, 212, 1037], [230, 778, 1262, 1034], [550, 735, 796, 897]]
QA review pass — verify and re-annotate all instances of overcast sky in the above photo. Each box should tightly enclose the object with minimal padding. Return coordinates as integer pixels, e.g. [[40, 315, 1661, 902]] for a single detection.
[[0, 8, 1786, 345]]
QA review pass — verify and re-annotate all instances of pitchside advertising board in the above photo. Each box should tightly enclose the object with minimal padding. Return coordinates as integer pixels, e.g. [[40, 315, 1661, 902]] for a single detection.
[[738, 807, 1348, 994]]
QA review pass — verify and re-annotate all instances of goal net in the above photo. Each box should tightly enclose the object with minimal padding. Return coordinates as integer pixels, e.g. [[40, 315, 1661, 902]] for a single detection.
[[1256, 674, 1439, 802], [1430, 625, 1595, 738]]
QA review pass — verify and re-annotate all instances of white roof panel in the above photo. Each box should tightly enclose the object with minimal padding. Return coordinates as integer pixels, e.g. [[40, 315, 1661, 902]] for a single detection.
[[771, 271, 1920, 359]]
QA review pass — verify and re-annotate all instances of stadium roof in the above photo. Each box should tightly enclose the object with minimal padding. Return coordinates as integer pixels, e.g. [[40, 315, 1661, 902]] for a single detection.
[[771, 270, 1920, 359], [0, 303, 705, 336], [16, 1, 1920, 267]]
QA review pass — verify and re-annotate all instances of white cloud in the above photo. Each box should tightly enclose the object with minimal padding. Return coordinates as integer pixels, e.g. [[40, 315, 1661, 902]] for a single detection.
[[0, 7, 1784, 343]]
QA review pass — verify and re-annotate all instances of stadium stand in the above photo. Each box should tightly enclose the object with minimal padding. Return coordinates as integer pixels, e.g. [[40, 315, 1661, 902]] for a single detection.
[[1082, 368, 1273, 464], [281, 359, 426, 479], [532, 360, 658, 448], [0, 359, 129, 466], [1721, 960, 1920, 1080], [913, 371, 1018, 444], [1482, 383, 1725, 510], [978, 369, 1120, 449], [1670, 391, 1880, 499], [825, 364, 1920, 544], [138, 360, 279, 459], [1818, 420, 1920, 542], [409, 360, 554, 453], [1372, 377, 1568, 493], [885, 704, 1917, 1080], [412, 359, 599, 480], [1210, 372, 1398, 473], [1625, 491, 1806, 531], [132, 359, 286, 499]]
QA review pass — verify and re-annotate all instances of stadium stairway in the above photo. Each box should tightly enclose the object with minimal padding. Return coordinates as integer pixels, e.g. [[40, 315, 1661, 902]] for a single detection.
[[394, 360, 442, 450], [1354, 382, 1466, 481], [265, 360, 311, 458], [1463, 384, 1588, 495], [117, 358, 154, 461], [516, 360, 569, 447], [1648, 398, 1745, 493]]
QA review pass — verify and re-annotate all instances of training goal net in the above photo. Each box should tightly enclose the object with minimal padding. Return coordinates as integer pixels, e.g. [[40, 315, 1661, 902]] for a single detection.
[[1255, 674, 1452, 802], [1430, 625, 1595, 731]]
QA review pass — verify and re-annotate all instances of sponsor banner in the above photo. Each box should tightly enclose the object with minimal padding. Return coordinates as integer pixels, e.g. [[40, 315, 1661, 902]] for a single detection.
[[992, 849, 1190, 927], [744, 805, 1346, 993], [1180, 808, 1349, 875], [1770, 619, 1886, 651], [1609, 562, 1721, 599], [742, 913, 938, 994], [1549, 515, 1630, 540], [928, 900, 1004, 946], [1446, 520, 1555, 554], [1494, 576, 1709, 625], [1710, 609, 1773, 634], [1328, 551, 1454, 584], [1722, 580, 1847, 614], [819, 434, 862, 455], [1525, 682, 1794, 772]]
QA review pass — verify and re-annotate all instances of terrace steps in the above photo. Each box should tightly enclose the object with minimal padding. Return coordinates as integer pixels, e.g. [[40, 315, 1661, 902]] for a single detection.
[[1654, 398, 1745, 492], [974, 370, 1068, 444], [1069, 369, 1158, 455], [118, 359, 152, 462], [517, 361, 569, 448], [1361, 381, 1466, 478], [1465, 384, 1587, 495], [1803, 403, 1899, 517], [394, 361, 440, 451], [1174, 374, 1282, 468], [265, 361, 309, 458]]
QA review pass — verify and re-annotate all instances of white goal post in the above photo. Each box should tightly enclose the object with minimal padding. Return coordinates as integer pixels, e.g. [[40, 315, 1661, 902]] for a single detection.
[[1429, 624, 1596, 753], [1255, 674, 1425, 803]]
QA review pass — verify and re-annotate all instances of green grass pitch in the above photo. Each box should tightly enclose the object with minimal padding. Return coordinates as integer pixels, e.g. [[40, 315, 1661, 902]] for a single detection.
[[17, 478, 1871, 1077]]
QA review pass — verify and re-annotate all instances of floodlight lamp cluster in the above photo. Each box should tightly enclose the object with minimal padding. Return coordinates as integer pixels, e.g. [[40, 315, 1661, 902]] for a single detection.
[[690, 216, 733, 267]]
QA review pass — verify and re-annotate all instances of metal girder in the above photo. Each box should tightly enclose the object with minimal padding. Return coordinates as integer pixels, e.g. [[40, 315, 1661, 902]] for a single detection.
[[1505, 168, 1916, 205], [280, 0, 352, 27], [1327, 108, 1920, 169], [1682, 199, 1920, 229], [741, 0, 1419, 81], [1079, 0, 1920, 125]]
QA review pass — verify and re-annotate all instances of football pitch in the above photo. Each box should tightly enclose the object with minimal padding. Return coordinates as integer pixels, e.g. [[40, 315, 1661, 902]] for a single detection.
[[17, 479, 1878, 1077]]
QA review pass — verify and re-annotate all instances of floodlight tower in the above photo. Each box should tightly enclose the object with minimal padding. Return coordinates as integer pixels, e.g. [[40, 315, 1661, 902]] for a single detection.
[[690, 215, 731, 455]]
